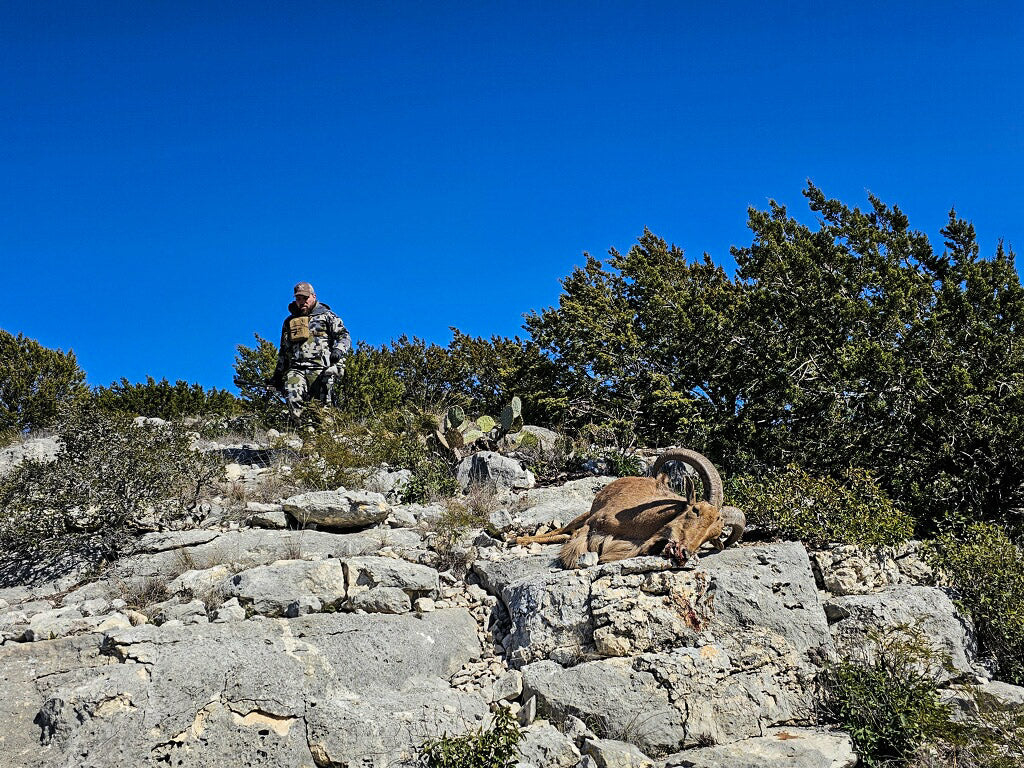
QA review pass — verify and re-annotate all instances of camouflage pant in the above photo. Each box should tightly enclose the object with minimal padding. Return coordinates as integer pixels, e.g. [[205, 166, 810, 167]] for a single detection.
[[283, 367, 339, 420]]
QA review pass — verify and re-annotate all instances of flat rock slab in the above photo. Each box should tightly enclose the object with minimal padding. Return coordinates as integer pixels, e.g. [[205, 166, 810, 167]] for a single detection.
[[344, 556, 440, 596], [825, 584, 978, 681], [508, 476, 615, 528], [112, 527, 422, 587], [224, 559, 348, 617], [662, 727, 857, 767], [6, 609, 483, 767], [282, 489, 390, 529]]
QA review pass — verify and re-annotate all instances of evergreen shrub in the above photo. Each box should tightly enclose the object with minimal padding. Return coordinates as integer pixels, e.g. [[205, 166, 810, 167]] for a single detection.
[[0, 330, 87, 433], [820, 628, 954, 767], [0, 401, 222, 559], [730, 465, 913, 548], [926, 523, 1024, 686], [92, 376, 240, 419]]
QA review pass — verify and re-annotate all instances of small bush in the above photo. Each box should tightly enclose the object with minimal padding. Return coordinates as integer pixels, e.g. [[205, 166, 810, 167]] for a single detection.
[[292, 406, 457, 502], [730, 465, 913, 548], [0, 401, 223, 560], [819, 628, 954, 767], [0, 330, 88, 433], [418, 705, 521, 768], [233, 334, 288, 428], [92, 376, 240, 420], [926, 523, 1024, 686]]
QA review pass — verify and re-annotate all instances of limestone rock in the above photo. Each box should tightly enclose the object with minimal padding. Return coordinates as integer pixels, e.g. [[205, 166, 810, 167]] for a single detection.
[[456, 451, 536, 492], [244, 502, 287, 529], [517, 721, 581, 768], [662, 727, 857, 767], [112, 527, 422, 589], [166, 565, 232, 597], [825, 584, 978, 681], [582, 736, 655, 767], [522, 658, 686, 755], [224, 559, 347, 617], [811, 541, 934, 596], [507, 476, 614, 528], [364, 466, 413, 502], [344, 556, 439, 597], [15, 610, 483, 767], [0, 435, 60, 477], [349, 586, 412, 614], [281, 488, 390, 529], [153, 598, 208, 626], [212, 598, 246, 623]]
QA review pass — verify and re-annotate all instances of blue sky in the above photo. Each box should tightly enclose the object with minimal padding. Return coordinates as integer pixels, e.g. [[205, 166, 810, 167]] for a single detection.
[[2, 1, 1021, 390]]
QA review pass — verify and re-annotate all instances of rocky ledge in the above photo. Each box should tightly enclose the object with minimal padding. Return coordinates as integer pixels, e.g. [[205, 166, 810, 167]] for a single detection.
[[1, 455, 1020, 767]]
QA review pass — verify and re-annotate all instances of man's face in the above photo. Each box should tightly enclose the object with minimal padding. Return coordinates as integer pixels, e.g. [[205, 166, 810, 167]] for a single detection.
[[295, 292, 316, 314]]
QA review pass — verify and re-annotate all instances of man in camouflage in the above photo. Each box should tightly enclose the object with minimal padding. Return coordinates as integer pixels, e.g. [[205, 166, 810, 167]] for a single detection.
[[270, 282, 352, 421]]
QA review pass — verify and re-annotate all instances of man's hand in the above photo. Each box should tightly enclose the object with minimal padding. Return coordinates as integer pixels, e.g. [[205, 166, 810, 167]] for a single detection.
[[266, 371, 285, 392]]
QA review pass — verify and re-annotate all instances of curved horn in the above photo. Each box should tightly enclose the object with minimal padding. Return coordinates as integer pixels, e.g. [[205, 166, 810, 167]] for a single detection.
[[651, 449, 724, 508], [720, 506, 746, 548]]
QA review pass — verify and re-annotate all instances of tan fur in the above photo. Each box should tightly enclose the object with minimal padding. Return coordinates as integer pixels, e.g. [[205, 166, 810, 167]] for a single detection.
[[516, 473, 728, 568]]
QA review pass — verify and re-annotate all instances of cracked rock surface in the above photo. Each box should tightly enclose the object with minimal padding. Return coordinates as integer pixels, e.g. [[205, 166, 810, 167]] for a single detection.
[[0, 432, 1012, 767]]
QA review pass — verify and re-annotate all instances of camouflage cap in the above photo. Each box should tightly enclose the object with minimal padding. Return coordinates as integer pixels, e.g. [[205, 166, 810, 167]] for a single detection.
[[293, 282, 315, 297]]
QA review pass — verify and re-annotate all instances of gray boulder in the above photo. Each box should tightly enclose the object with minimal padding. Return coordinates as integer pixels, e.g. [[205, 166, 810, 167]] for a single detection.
[[825, 584, 978, 681], [364, 466, 414, 502], [349, 586, 412, 614], [344, 556, 440, 597], [456, 451, 536, 492], [508, 476, 614, 528], [0, 435, 60, 477], [281, 488, 390, 529], [244, 502, 287, 529], [582, 736, 655, 767], [523, 658, 687, 755], [111, 527, 422, 589], [224, 559, 347, 617], [509, 545, 833, 753], [516, 722, 581, 767], [662, 727, 857, 767], [811, 541, 934, 596]]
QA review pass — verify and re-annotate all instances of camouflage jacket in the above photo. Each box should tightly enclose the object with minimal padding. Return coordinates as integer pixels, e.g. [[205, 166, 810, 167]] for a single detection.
[[274, 301, 352, 374]]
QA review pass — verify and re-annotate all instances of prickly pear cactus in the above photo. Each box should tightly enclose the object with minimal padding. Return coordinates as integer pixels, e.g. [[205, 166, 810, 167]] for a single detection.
[[435, 398, 524, 457], [500, 396, 523, 434]]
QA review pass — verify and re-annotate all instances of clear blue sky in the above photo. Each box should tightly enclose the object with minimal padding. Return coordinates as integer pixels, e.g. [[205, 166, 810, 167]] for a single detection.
[[2, 1, 1021, 390]]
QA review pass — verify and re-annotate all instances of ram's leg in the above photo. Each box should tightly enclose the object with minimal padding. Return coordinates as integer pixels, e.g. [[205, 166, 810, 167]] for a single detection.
[[516, 532, 572, 546], [515, 508, 594, 547], [558, 524, 592, 568]]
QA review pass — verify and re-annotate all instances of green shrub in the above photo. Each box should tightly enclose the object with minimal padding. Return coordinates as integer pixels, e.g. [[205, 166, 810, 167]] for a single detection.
[[92, 376, 240, 419], [729, 465, 913, 548], [926, 523, 1024, 686], [335, 342, 406, 420], [0, 401, 222, 559], [0, 330, 88, 433], [418, 705, 521, 768], [233, 334, 288, 427], [819, 628, 955, 767], [292, 406, 457, 503]]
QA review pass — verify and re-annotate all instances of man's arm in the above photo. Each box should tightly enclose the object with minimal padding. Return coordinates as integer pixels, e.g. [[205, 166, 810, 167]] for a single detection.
[[327, 312, 352, 364]]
